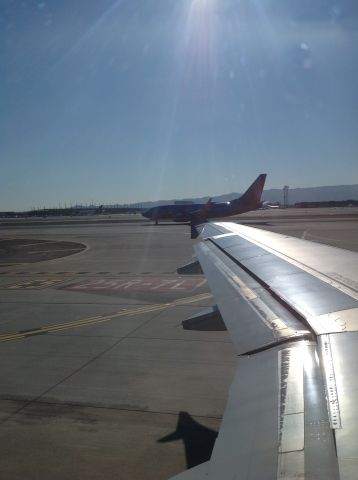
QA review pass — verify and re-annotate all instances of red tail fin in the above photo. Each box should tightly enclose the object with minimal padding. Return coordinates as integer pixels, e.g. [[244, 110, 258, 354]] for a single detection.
[[238, 173, 267, 207]]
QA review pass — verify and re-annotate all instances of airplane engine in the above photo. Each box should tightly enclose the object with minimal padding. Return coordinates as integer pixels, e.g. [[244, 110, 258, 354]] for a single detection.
[[173, 213, 188, 222]]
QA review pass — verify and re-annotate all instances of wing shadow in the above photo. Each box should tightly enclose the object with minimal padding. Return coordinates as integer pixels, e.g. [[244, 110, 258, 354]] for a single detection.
[[158, 411, 218, 469]]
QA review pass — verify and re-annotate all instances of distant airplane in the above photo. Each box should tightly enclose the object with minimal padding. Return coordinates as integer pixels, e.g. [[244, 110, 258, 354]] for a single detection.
[[261, 200, 280, 209], [142, 174, 267, 224]]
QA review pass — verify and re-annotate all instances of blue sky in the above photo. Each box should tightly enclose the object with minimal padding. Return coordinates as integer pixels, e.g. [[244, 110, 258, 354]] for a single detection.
[[1, 0, 357, 210]]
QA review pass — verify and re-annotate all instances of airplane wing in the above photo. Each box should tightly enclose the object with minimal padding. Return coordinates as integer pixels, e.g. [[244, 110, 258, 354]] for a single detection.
[[171, 221, 358, 479]]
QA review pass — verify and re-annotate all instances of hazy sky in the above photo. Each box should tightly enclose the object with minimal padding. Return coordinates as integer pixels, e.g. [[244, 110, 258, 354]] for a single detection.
[[1, 0, 357, 209]]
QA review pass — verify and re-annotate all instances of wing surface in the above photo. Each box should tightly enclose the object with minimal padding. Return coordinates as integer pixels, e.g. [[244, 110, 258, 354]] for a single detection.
[[172, 222, 358, 480]]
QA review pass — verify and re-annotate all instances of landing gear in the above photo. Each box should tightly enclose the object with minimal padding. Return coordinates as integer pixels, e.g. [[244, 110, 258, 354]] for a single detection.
[[155, 219, 158, 225]]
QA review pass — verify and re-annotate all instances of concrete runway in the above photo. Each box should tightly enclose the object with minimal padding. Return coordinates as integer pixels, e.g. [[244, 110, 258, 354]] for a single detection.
[[0, 208, 357, 479]]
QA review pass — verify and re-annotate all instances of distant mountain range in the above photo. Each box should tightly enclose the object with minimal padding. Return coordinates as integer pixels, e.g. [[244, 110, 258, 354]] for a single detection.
[[138, 184, 358, 208]]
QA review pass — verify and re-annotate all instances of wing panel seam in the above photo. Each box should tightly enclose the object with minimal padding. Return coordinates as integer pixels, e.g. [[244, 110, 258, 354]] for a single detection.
[[207, 238, 314, 334], [215, 223, 358, 299], [239, 335, 314, 356]]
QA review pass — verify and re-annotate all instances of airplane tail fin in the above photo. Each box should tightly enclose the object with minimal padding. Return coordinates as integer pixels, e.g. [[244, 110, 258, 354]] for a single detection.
[[190, 174, 267, 233], [232, 173, 267, 210]]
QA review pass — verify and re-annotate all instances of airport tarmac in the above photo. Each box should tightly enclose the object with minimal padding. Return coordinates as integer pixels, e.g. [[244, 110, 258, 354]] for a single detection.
[[0, 208, 357, 480]]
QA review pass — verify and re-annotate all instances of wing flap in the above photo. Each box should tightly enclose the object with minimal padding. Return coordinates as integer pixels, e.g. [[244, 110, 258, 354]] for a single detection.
[[194, 240, 311, 355], [206, 341, 339, 479], [170, 222, 358, 479], [203, 223, 358, 335], [215, 222, 358, 297], [319, 332, 358, 478]]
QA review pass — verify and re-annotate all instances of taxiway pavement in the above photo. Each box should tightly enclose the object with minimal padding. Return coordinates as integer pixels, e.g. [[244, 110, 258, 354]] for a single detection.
[[0, 208, 357, 479]]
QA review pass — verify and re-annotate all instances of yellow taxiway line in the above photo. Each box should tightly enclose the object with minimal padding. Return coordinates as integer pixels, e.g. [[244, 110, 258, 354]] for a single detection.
[[0, 293, 212, 343]]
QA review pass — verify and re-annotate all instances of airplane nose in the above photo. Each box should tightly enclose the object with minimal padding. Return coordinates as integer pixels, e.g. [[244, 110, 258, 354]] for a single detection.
[[142, 209, 151, 219]]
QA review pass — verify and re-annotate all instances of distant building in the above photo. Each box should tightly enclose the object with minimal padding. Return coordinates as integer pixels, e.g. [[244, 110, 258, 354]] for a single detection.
[[294, 200, 358, 208]]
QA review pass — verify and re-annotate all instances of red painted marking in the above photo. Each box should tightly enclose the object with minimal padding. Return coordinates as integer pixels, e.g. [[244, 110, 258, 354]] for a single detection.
[[67, 277, 206, 292]]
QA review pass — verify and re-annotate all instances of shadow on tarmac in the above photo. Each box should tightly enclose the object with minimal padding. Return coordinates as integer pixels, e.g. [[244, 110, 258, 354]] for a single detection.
[[158, 411, 218, 469], [182, 312, 227, 331]]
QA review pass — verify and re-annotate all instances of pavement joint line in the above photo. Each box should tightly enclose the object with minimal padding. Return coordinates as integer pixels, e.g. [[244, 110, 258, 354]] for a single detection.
[[125, 336, 231, 344], [0, 271, 190, 276], [0, 304, 171, 424], [0, 293, 212, 343], [14, 399, 223, 420], [47, 333, 231, 344], [0, 298, 212, 307], [0, 340, 128, 424], [0, 263, 28, 267]]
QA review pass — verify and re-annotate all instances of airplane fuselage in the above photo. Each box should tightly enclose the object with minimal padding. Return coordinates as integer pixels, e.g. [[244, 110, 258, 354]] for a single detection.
[[142, 200, 257, 223], [142, 174, 266, 224]]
